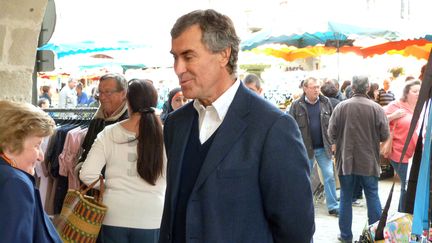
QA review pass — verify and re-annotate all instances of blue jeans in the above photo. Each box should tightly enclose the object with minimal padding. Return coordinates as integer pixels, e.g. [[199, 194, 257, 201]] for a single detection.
[[391, 161, 408, 212], [100, 225, 160, 243], [339, 175, 382, 241], [309, 148, 339, 211], [353, 179, 363, 201]]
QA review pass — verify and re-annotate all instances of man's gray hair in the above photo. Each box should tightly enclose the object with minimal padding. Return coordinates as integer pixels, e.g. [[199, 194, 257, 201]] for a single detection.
[[303, 77, 319, 88], [99, 73, 128, 91], [171, 9, 240, 76], [351, 76, 369, 94], [243, 73, 262, 89]]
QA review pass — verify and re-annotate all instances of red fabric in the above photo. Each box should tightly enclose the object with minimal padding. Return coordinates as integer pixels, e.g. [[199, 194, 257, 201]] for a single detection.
[[384, 100, 418, 163], [361, 39, 431, 58]]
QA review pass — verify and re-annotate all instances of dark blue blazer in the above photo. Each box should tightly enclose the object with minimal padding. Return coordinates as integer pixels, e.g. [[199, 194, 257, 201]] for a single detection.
[[0, 158, 62, 243], [160, 83, 315, 243]]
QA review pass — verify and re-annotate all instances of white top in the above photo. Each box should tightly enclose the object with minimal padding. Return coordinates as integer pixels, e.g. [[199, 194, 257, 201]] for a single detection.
[[193, 79, 240, 143], [389, 77, 405, 101], [58, 86, 77, 108], [79, 123, 166, 229]]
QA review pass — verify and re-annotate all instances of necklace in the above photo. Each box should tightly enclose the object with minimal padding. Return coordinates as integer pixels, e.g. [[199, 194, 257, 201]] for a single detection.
[[0, 153, 17, 168]]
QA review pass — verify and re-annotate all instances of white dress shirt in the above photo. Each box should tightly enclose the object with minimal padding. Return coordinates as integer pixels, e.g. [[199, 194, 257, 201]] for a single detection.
[[193, 79, 241, 144]]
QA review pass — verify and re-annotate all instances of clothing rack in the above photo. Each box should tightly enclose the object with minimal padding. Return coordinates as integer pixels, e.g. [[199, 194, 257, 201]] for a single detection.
[[43, 107, 98, 120]]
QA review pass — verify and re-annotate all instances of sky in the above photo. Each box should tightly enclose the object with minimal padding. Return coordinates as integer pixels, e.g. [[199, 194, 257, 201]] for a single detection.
[[51, 0, 432, 45], [48, 0, 432, 74]]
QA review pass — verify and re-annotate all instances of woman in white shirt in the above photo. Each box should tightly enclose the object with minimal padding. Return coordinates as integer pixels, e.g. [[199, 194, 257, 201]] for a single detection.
[[80, 79, 166, 243]]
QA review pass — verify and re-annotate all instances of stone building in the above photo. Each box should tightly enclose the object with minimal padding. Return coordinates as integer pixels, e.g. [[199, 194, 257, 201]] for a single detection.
[[0, 0, 48, 102]]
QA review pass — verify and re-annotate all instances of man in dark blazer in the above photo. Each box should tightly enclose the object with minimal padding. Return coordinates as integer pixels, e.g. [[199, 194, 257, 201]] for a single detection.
[[160, 9, 315, 243]]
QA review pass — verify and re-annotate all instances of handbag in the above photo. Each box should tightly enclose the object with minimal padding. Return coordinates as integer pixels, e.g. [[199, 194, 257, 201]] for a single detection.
[[54, 175, 107, 243], [358, 213, 413, 243]]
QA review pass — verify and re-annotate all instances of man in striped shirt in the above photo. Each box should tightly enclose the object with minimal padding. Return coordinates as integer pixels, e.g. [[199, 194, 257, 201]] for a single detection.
[[377, 79, 395, 106]]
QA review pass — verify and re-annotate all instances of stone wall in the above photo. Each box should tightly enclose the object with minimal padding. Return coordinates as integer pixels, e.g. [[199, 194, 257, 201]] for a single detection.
[[0, 0, 47, 102]]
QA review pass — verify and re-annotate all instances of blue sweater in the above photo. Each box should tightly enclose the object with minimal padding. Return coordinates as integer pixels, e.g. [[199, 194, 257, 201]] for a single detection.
[[173, 113, 217, 243], [305, 101, 324, 149]]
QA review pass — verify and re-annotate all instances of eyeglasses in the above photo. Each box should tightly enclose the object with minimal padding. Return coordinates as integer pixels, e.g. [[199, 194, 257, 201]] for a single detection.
[[96, 89, 120, 97]]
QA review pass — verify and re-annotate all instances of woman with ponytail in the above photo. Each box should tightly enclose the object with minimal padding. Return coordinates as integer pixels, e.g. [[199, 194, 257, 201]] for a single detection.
[[80, 79, 166, 243]]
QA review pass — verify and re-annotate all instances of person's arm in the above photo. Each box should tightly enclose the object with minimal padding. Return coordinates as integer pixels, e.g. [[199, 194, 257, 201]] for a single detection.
[[379, 109, 391, 142], [260, 114, 314, 243], [288, 102, 296, 119], [0, 177, 35, 242], [79, 129, 108, 187], [328, 106, 339, 146], [387, 109, 406, 122]]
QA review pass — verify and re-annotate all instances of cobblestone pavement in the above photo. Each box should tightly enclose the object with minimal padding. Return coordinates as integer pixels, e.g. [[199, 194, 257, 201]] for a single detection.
[[313, 176, 400, 242]]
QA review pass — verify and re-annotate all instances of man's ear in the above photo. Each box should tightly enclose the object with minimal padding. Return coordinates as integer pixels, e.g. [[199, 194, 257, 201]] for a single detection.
[[120, 90, 127, 100], [219, 47, 231, 67]]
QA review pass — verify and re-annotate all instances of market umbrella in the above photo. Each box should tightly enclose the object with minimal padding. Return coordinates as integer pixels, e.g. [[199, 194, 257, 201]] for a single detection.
[[38, 41, 148, 59], [361, 38, 432, 59], [327, 21, 399, 40], [241, 20, 400, 52], [249, 44, 362, 62], [386, 44, 432, 60], [241, 29, 351, 51]]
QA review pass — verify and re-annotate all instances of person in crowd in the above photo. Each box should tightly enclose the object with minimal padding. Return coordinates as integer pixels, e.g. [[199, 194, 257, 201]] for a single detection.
[[243, 73, 263, 95], [419, 64, 426, 81], [405, 76, 415, 82], [160, 87, 188, 123], [160, 9, 314, 243], [321, 80, 341, 108], [0, 100, 61, 243], [328, 75, 390, 243], [80, 79, 166, 242], [377, 79, 395, 106], [39, 85, 52, 106], [340, 80, 351, 95], [58, 78, 77, 108], [78, 73, 129, 166], [290, 77, 339, 217], [322, 80, 356, 208], [344, 85, 353, 99], [367, 82, 380, 102], [354, 81, 381, 207], [76, 82, 90, 106], [383, 80, 420, 212], [38, 98, 50, 109], [88, 86, 99, 107], [326, 78, 345, 101]]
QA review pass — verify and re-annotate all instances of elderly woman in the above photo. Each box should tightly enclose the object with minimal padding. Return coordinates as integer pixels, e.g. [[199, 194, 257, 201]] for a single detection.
[[0, 100, 60, 242]]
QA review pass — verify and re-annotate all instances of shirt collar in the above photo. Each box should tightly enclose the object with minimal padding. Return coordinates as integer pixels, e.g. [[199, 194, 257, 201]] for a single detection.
[[193, 79, 240, 121], [304, 95, 319, 105]]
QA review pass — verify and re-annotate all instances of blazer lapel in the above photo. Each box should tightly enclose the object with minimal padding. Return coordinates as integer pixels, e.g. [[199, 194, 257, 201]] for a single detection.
[[193, 84, 250, 191]]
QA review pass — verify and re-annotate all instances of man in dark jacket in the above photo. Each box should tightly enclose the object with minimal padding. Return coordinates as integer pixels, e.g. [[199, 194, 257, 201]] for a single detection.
[[79, 73, 129, 163], [160, 9, 314, 243], [289, 77, 339, 217], [77, 73, 129, 243]]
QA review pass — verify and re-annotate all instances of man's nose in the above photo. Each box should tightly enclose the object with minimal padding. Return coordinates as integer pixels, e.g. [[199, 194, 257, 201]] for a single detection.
[[174, 59, 186, 76]]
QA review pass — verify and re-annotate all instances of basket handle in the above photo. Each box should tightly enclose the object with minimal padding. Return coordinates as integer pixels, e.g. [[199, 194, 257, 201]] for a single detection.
[[80, 175, 105, 203]]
